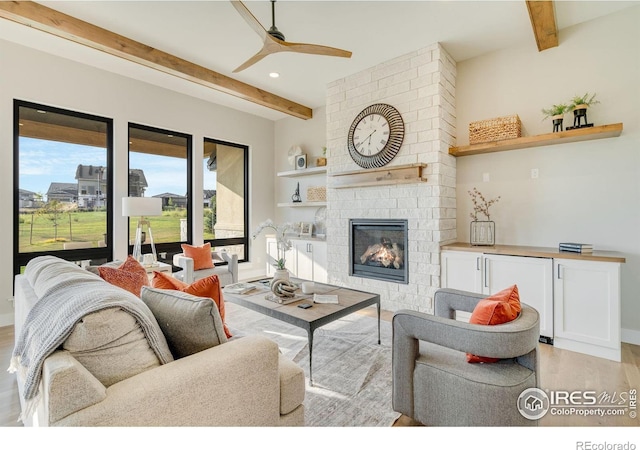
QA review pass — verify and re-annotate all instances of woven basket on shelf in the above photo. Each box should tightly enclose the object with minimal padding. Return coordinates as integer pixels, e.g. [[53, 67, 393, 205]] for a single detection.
[[307, 186, 326, 202], [469, 115, 522, 144]]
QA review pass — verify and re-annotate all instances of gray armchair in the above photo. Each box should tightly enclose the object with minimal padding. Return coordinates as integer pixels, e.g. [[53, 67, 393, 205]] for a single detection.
[[392, 288, 540, 426]]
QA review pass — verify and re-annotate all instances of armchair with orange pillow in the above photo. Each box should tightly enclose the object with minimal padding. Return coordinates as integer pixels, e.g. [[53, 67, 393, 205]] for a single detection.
[[392, 286, 540, 426], [172, 243, 238, 286]]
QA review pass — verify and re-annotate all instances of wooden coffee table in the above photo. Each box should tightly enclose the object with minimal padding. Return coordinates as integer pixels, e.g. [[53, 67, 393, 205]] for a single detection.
[[224, 279, 380, 385]]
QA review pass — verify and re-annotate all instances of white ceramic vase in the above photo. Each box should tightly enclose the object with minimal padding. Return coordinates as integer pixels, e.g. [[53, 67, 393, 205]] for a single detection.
[[272, 268, 290, 284]]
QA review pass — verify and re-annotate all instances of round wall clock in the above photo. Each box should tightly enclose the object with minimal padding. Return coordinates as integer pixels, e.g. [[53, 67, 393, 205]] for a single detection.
[[347, 103, 405, 169]]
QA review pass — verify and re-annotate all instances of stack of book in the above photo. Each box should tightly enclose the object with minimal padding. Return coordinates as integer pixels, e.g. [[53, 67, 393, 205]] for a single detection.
[[559, 242, 593, 254]]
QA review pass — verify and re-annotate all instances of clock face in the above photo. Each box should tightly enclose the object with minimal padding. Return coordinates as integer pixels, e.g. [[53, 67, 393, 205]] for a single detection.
[[352, 113, 390, 156], [348, 104, 404, 169]]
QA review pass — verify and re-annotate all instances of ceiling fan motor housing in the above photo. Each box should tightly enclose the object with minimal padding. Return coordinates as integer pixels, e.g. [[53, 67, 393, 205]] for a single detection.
[[268, 26, 285, 42]]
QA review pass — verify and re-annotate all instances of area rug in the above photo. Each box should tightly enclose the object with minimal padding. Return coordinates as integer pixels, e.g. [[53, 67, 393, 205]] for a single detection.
[[225, 302, 400, 427]]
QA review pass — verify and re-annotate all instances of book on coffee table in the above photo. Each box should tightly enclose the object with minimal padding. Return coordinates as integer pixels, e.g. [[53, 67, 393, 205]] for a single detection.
[[224, 282, 257, 294], [313, 294, 339, 304]]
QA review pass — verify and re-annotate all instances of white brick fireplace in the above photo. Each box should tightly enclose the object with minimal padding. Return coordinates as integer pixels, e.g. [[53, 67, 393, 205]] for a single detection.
[[325, 43, 457, 313]]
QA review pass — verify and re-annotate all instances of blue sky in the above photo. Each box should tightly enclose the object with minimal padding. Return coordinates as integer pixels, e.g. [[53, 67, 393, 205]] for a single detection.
[[19, 137, 215, 198]]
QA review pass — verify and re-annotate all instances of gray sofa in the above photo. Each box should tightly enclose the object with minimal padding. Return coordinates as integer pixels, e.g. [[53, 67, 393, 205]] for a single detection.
[[12, 256, 305, 426], [392, 288, 540, 426]]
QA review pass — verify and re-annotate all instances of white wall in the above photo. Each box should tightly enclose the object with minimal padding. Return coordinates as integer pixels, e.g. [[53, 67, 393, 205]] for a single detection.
[[0, 38, 276, 326], [455, 7, 640, 340]]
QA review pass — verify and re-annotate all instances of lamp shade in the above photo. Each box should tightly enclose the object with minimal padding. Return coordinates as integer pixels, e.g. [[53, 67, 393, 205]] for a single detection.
[[122, 197, 162, 217]]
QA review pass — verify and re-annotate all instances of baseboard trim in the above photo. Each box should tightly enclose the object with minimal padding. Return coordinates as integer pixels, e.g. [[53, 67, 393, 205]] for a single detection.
[[622, 328, 640, 346]]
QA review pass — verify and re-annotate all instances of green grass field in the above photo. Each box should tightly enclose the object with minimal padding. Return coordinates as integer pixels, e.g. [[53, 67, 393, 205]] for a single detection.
[[18, 208, 193, 252]]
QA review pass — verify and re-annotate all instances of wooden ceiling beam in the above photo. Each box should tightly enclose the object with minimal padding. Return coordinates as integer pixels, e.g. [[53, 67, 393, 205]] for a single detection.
[[0, 1, 313, 120], [526, 1, 559, 51]]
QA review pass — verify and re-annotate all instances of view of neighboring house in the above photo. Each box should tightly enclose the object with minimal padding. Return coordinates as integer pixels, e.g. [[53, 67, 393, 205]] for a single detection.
[[18, 189, 41, 209], [46, 182, 77, 204], [128, 168, 148, 197], [203, 189, 216, 208], [153, 192, 187, 209], [75, 164, 107, 209], [43, 166, 149, 209]]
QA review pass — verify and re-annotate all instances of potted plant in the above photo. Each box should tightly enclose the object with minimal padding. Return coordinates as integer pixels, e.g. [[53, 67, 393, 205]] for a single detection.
[[568, 92, 599, 128], [541, 103, 570, 132], [252, 219, 293, 282]]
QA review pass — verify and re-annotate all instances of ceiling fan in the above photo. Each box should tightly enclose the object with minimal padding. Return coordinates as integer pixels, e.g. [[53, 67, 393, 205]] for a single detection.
[[231, 0, 352, 73]]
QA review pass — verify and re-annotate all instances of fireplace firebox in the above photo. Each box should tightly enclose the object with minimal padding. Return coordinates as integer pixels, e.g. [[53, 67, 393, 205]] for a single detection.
[[349, 219, 408, 283]]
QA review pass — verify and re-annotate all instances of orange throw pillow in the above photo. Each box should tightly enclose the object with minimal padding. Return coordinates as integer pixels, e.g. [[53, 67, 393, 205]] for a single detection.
[[152, 271, 231, 338], [99, 255, 149, 297], [181, 243, 214, 271], [467, 284, 521, 364]]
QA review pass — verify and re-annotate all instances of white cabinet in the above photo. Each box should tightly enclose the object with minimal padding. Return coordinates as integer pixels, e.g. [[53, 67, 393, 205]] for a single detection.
[[441, 251, 554, 341], [292, 240, 328, 283], [441, 248, 624, 362], [483, 255, 554, 341], [441, 251, 482, 293], [554, 258, 621, 362], [266, 237, 327, 283]]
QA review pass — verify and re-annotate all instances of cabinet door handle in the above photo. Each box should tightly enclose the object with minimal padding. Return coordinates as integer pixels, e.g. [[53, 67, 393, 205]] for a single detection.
[[484, 258, 489, 288], [476, 257, 480, 271], [307, 243, 312, 253], [557, 264, 562, 279]]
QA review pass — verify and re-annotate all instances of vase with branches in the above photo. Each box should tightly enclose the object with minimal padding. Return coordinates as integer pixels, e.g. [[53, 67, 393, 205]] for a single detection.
[[252, 219, 293, 276], [468, 188, 500, 246]]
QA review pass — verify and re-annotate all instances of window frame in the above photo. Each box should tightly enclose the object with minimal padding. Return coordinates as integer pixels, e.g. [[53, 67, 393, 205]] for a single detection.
[[127, 122, 193, 256], [13, 100, 114, 274], [203, 137, 250, 264]]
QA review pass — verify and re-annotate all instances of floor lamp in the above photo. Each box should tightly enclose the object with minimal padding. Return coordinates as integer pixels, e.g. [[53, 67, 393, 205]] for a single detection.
[[122, 197, 162, 265]]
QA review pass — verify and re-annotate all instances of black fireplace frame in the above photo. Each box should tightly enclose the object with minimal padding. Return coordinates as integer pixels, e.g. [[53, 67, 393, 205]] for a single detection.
[[349, 218, 408, 284]]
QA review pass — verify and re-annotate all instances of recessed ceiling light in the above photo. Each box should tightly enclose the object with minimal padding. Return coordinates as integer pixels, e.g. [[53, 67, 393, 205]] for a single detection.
[[269, 72, 280, 78], [36, 110, 46, 114], [167, 134, 173, 138]]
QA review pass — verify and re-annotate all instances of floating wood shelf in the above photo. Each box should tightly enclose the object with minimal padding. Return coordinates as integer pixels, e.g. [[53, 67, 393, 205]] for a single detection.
[[277, 202, 327, 208], [449, 123, 623, 157], [277, 166, 327, 177], [329, 163, 427, 189]]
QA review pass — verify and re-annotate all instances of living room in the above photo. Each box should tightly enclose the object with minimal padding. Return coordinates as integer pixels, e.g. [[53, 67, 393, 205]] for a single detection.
[[1, 0, 639, 443]]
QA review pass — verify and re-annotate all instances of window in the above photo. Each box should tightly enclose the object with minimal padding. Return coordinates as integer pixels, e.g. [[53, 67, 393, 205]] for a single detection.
[[14, 100, 113, 273], [128, 123, 192, 255], [203, 138, 249, 262]]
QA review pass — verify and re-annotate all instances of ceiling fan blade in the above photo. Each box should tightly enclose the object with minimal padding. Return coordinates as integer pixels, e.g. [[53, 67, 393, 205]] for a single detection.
[[232, 47, 271, 73], [230, 0, 268, 41], [280, 41, 352, 59]]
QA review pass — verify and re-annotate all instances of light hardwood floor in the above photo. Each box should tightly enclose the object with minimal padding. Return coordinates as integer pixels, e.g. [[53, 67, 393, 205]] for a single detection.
[[2, 318, 639, 427]]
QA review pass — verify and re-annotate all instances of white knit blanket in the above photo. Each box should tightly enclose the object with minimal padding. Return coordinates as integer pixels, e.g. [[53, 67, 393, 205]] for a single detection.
[[9, 257, 173, 421]]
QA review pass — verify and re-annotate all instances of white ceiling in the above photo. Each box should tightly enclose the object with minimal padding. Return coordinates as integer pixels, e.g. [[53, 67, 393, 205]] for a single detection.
[[1, 0, 637, 121]]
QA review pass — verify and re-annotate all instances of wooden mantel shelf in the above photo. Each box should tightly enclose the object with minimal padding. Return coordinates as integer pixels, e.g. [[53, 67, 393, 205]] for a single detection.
[[449, 123, 623, 157], [329, 163, 427, 189]]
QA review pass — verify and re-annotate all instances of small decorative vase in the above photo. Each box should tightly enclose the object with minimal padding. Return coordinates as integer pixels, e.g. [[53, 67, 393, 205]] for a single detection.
[[470, 221, 495, 246], [272, 268, 289, 284]]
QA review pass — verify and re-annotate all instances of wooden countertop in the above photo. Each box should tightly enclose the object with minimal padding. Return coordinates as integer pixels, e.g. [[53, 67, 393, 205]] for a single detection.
[[441, 243, 626, 263]]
